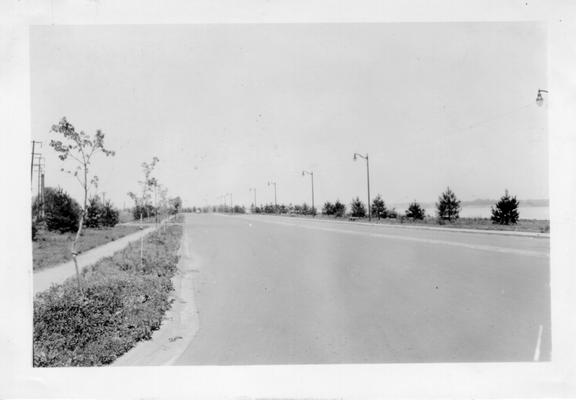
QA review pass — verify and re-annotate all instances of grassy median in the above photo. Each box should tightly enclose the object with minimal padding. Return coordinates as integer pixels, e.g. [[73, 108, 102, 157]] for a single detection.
[[33, 215, 184, 367], [281, 214, 549, 234]]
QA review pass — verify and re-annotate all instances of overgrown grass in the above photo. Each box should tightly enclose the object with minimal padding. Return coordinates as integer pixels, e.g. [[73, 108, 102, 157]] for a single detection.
[[33, 218, 183, 367], [33, 225, 142, 271]]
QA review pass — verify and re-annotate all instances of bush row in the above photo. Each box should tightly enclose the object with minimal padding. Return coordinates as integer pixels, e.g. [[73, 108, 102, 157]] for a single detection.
[[32, 187, 121, 239], [33, 217, 183, 367]]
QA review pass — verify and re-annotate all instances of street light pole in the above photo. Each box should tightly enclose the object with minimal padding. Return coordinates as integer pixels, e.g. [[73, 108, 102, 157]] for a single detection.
[[249, 188, 257, 210], [302, 170, 315, 216], [353, 153, 371, 221], [227, 192, 233, 213], [267, 181, 277, 212]]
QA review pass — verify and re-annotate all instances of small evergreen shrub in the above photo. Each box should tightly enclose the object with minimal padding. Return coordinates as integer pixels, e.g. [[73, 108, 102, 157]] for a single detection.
[[43, 187, 81, 233], [371, 194, 388, 219], [351, 197, 367, 218], [491, 190, 520, 225], [406, 202, 426, 220], [436, 187, 461, 222], [333, 200, 346, 217]]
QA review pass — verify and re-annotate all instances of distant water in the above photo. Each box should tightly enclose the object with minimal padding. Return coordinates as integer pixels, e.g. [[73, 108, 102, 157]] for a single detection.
[[393, 205, 549, 220]]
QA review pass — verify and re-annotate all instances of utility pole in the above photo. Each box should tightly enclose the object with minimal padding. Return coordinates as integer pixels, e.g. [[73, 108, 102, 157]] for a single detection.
[[31, 141, 42, 185], [32, 154, 45, 220], [353, 153, 371, 221], [40, 171, 45, 219], [267, 181, 277, 212], [302, 170, 315, 216]]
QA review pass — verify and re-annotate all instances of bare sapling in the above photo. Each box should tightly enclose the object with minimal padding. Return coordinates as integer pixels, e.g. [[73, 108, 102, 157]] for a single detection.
[[50, 117, 115, 293]]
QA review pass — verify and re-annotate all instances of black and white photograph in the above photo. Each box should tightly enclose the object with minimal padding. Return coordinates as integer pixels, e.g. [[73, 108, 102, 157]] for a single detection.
[[1, 1, 576, 398]]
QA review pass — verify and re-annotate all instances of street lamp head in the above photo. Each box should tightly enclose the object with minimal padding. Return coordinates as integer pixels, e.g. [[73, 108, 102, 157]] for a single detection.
[[536, 89, 548, 107], [536, 91, 544, 107], [353, 153, 357, 161]]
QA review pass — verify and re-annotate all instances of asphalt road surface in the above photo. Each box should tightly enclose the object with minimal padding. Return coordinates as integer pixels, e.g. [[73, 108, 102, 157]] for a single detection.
[[173, 213, 550, 365]]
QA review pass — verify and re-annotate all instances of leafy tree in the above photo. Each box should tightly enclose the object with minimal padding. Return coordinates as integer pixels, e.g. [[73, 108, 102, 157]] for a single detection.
[[169, 196, 182, 215], [406, 201, 425, 220], [371, 194, 388, 219], [491, 190, 520, 225], [436, 187, 461, 222], [351, 197, 367, 218], [50, 118, 114, 291], [333, 200, 346, 217], [41, 187, 80, 233], [128, 156, 159, 220]]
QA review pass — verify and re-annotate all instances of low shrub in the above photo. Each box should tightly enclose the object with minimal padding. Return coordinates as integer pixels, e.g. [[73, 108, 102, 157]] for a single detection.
[[33, 221, 183, 367]]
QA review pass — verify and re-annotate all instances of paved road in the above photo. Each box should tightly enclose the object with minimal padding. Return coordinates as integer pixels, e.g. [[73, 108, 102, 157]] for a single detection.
[[174, 213, 550, 365]]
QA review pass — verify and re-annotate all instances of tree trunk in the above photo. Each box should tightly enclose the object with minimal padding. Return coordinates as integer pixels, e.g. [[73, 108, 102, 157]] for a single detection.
[[70, 166, 88, 295], [71, 208, 85, 295]]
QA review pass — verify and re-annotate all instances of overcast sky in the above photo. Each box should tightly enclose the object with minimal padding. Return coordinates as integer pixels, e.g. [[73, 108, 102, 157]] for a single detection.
[[30, 23, 547, 208]]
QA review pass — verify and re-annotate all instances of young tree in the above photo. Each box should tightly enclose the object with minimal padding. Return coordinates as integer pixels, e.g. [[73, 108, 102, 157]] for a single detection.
[[436, 187, 461, 222], [406, 201, 426, 220], [50, 117, 115, 291], [491, 190, 520, 225], [351, 197, 367, 218], [169, 196, 182, 215], [371, 194, 388, 219], [128, 156, 159, 221]]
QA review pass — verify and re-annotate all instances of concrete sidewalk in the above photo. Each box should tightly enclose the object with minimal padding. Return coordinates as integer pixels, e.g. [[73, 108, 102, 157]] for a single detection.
[[34, 225, 157, 295]]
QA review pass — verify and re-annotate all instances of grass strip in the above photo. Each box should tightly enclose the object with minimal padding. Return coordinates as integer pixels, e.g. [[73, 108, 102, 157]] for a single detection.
[[276, 214, 549, 234], [33, 215, 184, 367], [33, 225, 142, 271]]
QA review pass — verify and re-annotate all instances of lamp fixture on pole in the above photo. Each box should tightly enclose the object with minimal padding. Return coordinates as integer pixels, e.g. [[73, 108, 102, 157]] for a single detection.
[[536, 89, 548, 107], [301, 170, 315, 216], [353, 152, 371, 221]]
